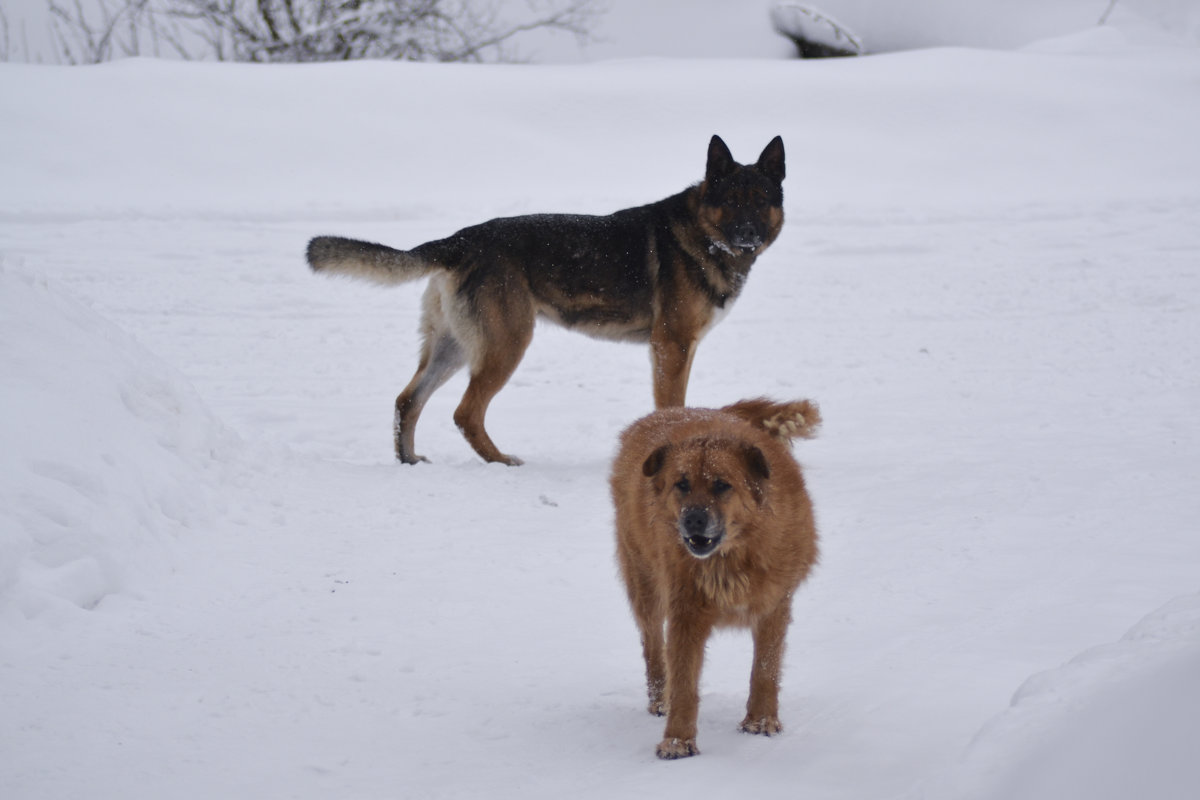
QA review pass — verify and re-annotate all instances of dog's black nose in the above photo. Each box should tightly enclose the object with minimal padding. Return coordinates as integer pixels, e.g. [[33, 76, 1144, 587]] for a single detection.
[[728, 223, 763, 250], [682, 507, 709, 535]]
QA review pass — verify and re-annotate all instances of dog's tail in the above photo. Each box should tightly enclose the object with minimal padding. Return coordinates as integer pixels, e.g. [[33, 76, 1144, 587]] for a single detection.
[[306, 236, 438, 285], [721, 397, 821, 443]]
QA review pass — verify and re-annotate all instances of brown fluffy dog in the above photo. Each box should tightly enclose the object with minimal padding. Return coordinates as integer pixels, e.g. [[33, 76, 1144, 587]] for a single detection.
[[610, 397, 820, 759]]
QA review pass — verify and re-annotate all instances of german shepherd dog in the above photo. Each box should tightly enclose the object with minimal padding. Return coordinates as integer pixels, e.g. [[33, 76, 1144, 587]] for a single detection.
[[610, 397, 820, 759], [306, 135, 785, 465]]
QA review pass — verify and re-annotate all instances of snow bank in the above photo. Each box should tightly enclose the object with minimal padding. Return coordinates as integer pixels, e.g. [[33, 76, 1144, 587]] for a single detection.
[[917, 592, 1200, 799], [785, 0, 1200, 52], [0, 267, 236, 622], [527, 0, 1200, 61], [4, 0, 1198, 66]]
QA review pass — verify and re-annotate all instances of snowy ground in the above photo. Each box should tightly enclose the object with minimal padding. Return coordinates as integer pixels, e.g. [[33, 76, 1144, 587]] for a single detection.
[[3, 17, 1200, 800]]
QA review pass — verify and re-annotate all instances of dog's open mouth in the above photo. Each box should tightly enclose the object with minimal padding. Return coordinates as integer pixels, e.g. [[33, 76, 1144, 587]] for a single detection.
[[679, 507, 724, 558], [683, 533, 723, 558], [708, 237, 761, 256]]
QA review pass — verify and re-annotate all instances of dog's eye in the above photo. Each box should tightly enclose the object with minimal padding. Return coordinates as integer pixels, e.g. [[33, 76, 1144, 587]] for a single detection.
[[712, 479, 732, 496], [674, 477, 691, 494]]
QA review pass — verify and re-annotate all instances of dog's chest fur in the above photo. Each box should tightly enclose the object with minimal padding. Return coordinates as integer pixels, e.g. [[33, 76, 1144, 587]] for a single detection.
[[694, 553, 755, 614]]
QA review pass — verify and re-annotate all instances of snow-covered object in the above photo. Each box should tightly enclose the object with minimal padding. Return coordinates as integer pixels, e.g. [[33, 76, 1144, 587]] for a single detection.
[[920, 593, 1200, 800], [771, 3, 865, 55], [0, 268, 236, 621]]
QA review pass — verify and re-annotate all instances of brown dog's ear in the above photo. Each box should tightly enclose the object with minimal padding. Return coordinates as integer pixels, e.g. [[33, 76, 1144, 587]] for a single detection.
[[742, 444, 771, 503], [756, 135, 785, 184], [643, 445, 670, 478], [706, 135, 736, 179]]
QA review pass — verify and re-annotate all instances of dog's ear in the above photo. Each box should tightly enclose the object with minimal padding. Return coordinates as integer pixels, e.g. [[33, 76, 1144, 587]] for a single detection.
[[756, 136, 785, 184], [706, 135, 736, 180], [643, 445, 670, 478], [742, 444, 771, 503]]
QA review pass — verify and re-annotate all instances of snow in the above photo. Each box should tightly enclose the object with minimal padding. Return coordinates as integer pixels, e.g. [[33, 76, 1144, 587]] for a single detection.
[[527, 0, 1200, 60], [770, 0, 1200, 52], [920, 593, 1200, 799], [10, 0, 1199, 65], [2, 12, 1200, 800]]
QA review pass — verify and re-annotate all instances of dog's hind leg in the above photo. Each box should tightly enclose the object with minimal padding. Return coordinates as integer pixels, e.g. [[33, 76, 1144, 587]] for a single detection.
[[395, 332, 465, 463], [739, 600, 791, 736], [395, 281, 466, 463], [452, 288, 534, 465], [453, 352, 529, 465]]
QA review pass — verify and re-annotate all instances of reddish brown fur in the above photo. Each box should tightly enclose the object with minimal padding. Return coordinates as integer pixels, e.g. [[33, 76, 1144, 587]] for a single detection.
[[610, 398, 820, 759]]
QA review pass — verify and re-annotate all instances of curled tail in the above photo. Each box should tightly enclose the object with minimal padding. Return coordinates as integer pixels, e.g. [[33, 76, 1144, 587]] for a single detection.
[[721, 397, 821, 442], [306, 235, 437, 285]]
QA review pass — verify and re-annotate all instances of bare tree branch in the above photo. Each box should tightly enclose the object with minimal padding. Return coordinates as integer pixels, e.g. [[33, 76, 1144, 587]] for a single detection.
[[50, 0, 164, 63], [0, 5, 10, 61], [167, 0, 601, 63]]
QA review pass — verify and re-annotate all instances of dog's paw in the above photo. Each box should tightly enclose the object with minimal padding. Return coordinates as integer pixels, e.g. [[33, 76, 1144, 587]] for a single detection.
[[739, 715, 783, 736], [656, 737, 699, 760], [647, 699, 667, 717]]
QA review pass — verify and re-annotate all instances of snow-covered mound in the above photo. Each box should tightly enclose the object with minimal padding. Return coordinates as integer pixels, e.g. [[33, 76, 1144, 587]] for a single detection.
[[918, 593, 1200, 799], [772, 4, 865, 56], [785, 0, 1200, 52], [530, 0, 1200, 62], [0, 267, 236, 622]]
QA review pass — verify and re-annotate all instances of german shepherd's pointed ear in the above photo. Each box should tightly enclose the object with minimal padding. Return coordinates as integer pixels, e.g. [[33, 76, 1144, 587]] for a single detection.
[[756, 136, 786, 184], [706, 135, 736, 180], [742, 444, 771, 504]]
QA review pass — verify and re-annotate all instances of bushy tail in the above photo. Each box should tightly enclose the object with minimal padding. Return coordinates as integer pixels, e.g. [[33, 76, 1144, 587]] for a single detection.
[[306, 236, 437, 285], [721, 397, 821, 443]]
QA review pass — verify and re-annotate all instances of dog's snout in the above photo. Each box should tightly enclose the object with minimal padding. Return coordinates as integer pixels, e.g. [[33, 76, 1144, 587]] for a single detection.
[[682, 507, 709, 535], [678, 506, 722, 558], [729, 221, 763, 250]]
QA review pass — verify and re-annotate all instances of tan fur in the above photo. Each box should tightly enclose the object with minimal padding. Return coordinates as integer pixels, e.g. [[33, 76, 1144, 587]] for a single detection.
[[610, 398, 820, 759]]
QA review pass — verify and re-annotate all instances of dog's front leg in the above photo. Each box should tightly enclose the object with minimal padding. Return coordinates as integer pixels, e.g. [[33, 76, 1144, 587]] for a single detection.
[[740, 600, 792, 735], [657, 611, 713, 759], [650, 332, 697, 408], [641, 625, 667, 716]]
